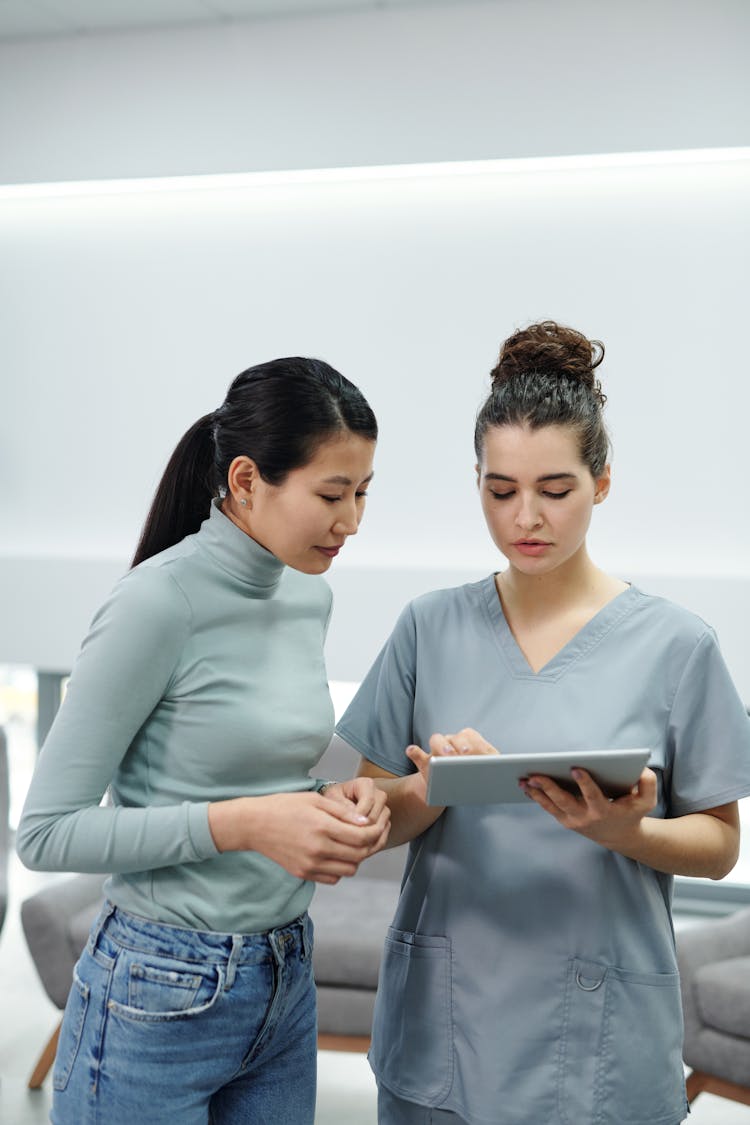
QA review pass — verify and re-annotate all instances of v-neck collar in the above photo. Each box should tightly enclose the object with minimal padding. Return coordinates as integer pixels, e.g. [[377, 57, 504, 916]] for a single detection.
[[480, 575, 640, 682]]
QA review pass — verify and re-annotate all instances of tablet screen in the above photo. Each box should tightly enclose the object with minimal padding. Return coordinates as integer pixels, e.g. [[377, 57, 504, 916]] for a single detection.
[[425, 748, 650, 806]]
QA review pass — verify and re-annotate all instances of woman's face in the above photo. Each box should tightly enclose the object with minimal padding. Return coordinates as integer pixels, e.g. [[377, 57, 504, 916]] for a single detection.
[[477, 423, 609, 577], [227, 432, 375, 574]]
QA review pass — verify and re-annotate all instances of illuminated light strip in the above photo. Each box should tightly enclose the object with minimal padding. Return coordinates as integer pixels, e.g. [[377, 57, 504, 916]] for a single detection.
[[1, 147, 749, 200]]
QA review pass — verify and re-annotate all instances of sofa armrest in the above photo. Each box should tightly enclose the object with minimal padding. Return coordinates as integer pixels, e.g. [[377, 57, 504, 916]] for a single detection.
[[21, 873, 105, 1009], [677, 907, 750, 978], [677, 906, 750, 1058]]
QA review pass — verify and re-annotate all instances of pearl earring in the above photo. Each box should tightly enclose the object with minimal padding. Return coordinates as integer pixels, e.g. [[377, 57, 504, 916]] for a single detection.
[[240, 498, 247, 507]]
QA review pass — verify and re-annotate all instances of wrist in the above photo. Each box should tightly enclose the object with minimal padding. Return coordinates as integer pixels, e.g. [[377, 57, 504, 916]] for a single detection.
[[208, 796, 259, 853], [596, 816, 649, 859], [403, 768, 431, 807]]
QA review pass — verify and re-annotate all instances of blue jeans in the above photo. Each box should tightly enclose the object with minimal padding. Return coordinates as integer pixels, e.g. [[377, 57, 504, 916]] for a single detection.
[[52, 902, 317, 1124]]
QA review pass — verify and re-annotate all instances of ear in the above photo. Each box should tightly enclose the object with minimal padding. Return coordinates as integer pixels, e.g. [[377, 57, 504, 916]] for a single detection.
[[226, 455, 259, 508], [475, 463, 481, 489], [593, 464, 611, 505]]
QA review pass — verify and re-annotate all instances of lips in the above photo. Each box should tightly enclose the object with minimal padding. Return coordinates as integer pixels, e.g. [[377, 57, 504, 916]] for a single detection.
[[315, 545, 342, 558], [512, 540, 551, 557]]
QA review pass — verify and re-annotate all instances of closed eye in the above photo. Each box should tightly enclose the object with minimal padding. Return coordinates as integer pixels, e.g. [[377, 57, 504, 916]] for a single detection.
[[489, 489, 572, 501], [321, 491, 369, 503]]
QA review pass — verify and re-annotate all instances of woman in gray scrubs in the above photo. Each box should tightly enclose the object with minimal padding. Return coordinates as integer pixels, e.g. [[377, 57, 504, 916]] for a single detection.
[[336, 321, 750, 1125]]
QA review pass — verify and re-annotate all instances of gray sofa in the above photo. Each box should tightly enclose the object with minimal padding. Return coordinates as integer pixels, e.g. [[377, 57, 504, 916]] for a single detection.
[[677, 906, 750, 1108], [20, 735, 405, 1085]]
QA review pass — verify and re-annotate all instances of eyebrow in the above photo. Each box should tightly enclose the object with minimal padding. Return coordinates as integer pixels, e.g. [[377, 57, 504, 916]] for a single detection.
[[321, 472, 375, 486], [484, 472, 578, 483]]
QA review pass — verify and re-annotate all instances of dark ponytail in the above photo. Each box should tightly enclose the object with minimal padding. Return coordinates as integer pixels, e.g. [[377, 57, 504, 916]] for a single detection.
[[474, 321, 609, 477], [132, 357, 377, 567]]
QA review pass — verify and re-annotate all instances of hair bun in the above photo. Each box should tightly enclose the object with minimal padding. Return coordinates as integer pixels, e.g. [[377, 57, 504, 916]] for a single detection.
[[492, 320, 605, 402]]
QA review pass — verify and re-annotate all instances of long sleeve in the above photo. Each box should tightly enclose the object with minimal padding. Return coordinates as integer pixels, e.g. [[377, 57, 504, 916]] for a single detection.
[[16, 565, 219, 874]]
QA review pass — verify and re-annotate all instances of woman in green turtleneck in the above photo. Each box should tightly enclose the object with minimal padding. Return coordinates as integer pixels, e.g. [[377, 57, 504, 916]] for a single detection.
[[18, 357, 389, 1125]]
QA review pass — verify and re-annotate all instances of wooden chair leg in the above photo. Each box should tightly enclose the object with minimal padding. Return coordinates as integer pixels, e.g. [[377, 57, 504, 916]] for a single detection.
[[685, 1069, 708, 1102], [686, 1069, 750, 1107], [317, 1033, 371, 1053], [28, 1018, 62, 1090], [704, 1077, 750, 1108]]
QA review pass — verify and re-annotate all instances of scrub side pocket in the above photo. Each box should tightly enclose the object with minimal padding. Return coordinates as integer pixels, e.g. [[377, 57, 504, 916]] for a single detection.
[[369, 927, 453, 1103], [599, 964, 687, 1123], [557, 957, 687, 1125]]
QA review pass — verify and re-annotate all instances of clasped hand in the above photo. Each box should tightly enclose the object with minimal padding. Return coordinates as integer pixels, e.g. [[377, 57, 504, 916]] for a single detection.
[[209, 777, 390, 885], [256, 778, 390, 886]]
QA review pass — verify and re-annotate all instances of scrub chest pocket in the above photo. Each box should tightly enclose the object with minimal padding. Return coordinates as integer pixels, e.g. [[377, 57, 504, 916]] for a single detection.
[[370, 927, 453, 1103], [557, 957, 688, 1125]]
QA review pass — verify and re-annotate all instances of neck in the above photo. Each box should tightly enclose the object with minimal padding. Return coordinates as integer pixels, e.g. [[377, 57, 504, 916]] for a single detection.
[[497, 546, 607, 620]]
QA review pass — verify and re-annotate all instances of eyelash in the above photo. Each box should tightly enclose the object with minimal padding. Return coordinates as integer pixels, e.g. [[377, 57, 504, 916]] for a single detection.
[[322, 492, 369, 503], [490, 490, 572, 501]]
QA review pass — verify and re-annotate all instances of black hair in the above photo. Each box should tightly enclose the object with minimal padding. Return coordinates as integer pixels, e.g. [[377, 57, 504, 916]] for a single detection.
[[474, 320, 609, 477], [132, 357, 377, 567]]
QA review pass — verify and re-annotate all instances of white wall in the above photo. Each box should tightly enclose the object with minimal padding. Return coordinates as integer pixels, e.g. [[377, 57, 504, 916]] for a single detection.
[[0, 0, 748, 183], [1, 1, 749, 699]]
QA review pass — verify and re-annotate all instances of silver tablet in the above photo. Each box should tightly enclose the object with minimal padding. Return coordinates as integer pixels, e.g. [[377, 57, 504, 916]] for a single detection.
[[425, 748, 651, 807]]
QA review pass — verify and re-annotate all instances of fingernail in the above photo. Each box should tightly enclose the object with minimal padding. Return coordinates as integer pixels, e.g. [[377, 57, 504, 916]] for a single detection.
[[354, 815, 369, 824], [571, 769, 583, 779]]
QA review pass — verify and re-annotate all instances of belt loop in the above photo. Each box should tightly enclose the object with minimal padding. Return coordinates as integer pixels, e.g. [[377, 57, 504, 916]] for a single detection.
[[88, 900, 116, 952], [224, 935, 244, 991], [267, 928, 285, 969]]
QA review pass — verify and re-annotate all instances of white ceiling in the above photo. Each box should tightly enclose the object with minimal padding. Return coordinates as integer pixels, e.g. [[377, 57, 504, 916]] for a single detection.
[[0, 0, 476, 40]]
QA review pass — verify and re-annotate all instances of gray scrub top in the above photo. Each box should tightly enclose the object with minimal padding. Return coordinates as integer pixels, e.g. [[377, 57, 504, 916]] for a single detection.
[[336, 579, 750, 1125]]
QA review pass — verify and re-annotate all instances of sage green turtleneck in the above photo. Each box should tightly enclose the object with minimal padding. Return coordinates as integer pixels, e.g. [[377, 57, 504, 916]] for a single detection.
[[17, 501, 335, 934]]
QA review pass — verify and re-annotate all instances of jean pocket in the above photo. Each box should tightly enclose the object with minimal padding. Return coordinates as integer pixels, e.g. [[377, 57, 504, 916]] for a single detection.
[[369, 927, 452, 1102], [557, 957, 686, 1125], [53, 968, 90, 1092], [108, 961, 224, 1023]]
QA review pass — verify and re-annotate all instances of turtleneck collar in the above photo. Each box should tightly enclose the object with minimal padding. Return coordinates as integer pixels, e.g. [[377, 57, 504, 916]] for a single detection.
[[195, 500, 284, 597]]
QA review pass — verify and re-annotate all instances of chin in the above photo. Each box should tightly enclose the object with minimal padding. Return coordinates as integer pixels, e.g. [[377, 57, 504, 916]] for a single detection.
[[295, 556, 333, 575]]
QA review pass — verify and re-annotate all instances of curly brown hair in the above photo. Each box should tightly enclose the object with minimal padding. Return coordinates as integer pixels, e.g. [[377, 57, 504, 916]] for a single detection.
[[475, 321, 609, 477]]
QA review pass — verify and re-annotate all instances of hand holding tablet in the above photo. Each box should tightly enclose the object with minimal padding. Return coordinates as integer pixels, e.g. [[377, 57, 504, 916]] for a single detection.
[[425, 748, 650, 807]]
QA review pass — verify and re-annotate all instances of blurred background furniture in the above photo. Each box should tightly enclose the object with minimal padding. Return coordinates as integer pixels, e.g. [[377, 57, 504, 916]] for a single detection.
[[20, 735, 405, 1086], [677, 906, 750, 1108], [21, 872, 105, 1088], [0, 727, 9, 936], [310, 736, 404, 1051]]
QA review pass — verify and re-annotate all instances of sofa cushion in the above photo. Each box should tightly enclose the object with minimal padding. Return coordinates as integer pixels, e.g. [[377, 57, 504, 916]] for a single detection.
[[695, 956, 750, 1039], [310, 877, 400, 989]]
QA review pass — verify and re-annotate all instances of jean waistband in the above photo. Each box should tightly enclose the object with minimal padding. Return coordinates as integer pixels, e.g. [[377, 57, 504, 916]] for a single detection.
[[89, 901, 313, 974]]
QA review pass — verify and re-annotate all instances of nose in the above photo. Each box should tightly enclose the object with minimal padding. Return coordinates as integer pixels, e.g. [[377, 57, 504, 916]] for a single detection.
[[515, 493, 543, 532], [332, 499, 361, 537]]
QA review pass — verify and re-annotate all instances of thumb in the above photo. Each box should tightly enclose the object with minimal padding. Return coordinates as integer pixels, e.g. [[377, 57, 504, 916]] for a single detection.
[[406, 744, 431, 774]]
